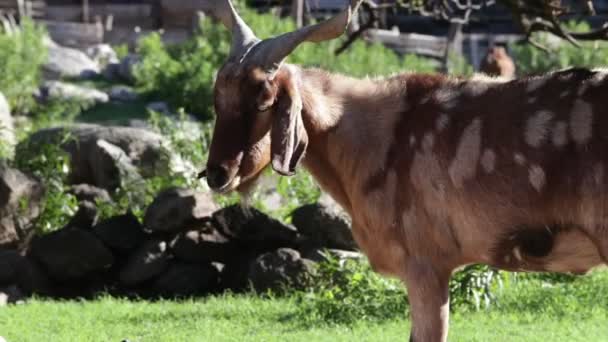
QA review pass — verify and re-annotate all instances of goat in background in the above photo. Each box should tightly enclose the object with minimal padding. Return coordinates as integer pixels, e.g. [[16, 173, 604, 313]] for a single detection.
[[204, 1, 607, 340]]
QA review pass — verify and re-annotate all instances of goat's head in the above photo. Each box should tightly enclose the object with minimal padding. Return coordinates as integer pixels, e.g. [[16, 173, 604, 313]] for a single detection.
[[205, 0, 362, 193]]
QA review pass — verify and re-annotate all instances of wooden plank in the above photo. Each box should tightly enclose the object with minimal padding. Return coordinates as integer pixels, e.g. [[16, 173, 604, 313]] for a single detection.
[[45, 4, 153, 25], [160, 0, 213, 28], [364, 28, 447, 58]]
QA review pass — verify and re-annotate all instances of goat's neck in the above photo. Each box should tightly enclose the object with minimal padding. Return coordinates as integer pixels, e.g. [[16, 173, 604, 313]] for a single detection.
[[297, 66, 408, 214]]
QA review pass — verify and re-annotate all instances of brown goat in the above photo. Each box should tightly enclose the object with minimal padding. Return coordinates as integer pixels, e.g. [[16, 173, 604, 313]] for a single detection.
[[480, 45, 516, 78], [205, 1, 607, 341]]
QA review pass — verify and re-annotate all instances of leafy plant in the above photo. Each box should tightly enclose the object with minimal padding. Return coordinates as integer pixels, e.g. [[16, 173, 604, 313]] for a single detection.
[[12, 131, 78, 234], [511, 21, 608, 75], [0, 18, 47, 114], [293, 254, 407, 325], [450, 265, 504, 311]]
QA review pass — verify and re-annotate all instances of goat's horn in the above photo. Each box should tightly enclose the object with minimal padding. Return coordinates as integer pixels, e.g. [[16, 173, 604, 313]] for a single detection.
[[250, 0, 364, 74], [213, 0, 259, 58]]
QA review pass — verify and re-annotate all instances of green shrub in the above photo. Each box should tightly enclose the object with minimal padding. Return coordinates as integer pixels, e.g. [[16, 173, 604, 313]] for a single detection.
[[511, 21, 608, 75], [12, 131, 78, 234], [293, 255, 407, 325], [292, 256, 505, 325], [0, 18, 47, 114]]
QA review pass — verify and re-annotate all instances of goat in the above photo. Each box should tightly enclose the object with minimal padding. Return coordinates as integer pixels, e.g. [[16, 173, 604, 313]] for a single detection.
[[480, 45, 516, 78], [204, 1, 607, 341]]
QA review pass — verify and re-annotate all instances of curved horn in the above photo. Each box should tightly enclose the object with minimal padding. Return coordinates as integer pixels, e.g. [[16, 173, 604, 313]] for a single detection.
[[249, 0, 364, 74], [213, 0, 260, 58]]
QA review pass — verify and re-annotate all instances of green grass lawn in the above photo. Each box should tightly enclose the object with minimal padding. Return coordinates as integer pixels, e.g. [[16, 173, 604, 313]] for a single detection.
[[2, 271, 608, 342]]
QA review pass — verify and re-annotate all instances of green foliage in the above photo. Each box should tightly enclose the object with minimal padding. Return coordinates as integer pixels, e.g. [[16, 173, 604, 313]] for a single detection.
[[12, 132, 78, 234], [113, 43, 129, 60], [450, 265, 504, 311], [133, 22, 229, 120], [511, 21, 608, 74], [293, 255, 407, 325], [292, 256, 510, 325], [0, 18, 47, 114]]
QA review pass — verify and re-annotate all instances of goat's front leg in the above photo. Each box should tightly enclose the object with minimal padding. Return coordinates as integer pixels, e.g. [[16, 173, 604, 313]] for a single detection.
[[403, 259, 451, 342]]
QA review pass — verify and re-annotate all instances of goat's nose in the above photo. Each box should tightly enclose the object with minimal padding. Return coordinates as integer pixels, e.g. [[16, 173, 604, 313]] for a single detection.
[[206, 164, 230, 190]]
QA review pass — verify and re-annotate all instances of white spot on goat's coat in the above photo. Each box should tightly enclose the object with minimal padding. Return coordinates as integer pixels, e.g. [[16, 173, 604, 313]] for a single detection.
[[570, 99, 593, 145], [514, 153, 526, 166], [435, 87, 460, 110], [525, 111, 553, 147], [436, 114, 450, 132], [529, 165, 546, 192], [552, 121, 568, 147], [481, 149, 496, 174], [449, 118, 482, 188]]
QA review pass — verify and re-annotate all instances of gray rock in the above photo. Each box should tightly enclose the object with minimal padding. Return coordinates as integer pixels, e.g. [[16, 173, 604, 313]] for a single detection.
[[43, 39, 100, 80], [91, 139, 141, 191], [301, 248, 363, 263], [119, 239, 171, 286], [21, 124, 179, 190], [108, 85, 139, 102], [248, 248, 315, 293], [0, 285, 24, 306], [117, 54, 141, 84], [66, 201, 98, 229], [0, 92, 14, 149], [212, 205, 299, 251], [144, 187, 217, 233], [69, 184, 111, 204], [170, 222, 238, 264], [40, 81, 109, 105], [30, 228, 114, 281], [146, 102, 170, 115], [86, 44, 119, 67], [291, 195, 357, 251], [92, 212, 146, 253], [0, 164, 44, 247], [153, 262, 219, 297], [16, 256, 52, 295], [0, 250, 24, 284]]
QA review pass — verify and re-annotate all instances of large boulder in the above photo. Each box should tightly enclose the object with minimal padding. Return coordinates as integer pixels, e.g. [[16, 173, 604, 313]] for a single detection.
[[30, 228, 114, 281], [17, 256, 53, 295], [119, 239, 171, 286], [153, 262, 219, 297], [212, 205, 299, 251], [86, 44, 119, 67], [69, 184, 111, 204], [0, 164, 44, 247], [43, 39, 100, 80], [247, 248, 315, 293], [21, 124, 179, 190], [144, 187, 217, 234], [0, 285, 24, 306], [170, 222, 239, 264], [39, 81, 109, 105], [92, 212, 147, 254], [66, 201, 99, 230], [108, 85, 138, 102], [291, 195, 357, 251], [0, 92, 14, 149], [104, 54, 140, 84], [0, 250, 24, 284]]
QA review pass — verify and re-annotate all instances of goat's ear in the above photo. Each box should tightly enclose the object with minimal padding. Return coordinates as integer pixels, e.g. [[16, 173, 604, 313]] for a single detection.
[[271, 76, 308, 176]]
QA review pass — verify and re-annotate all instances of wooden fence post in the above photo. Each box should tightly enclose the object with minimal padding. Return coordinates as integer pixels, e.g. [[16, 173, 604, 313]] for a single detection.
[[291, 0, 304, 28], [442, 21, 463, 73]]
